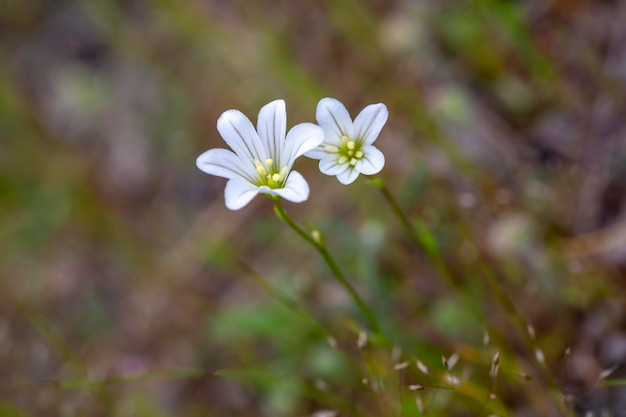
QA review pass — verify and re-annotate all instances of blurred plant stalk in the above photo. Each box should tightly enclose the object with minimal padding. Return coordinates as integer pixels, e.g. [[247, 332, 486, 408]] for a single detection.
[[273, 198, 382, 335]]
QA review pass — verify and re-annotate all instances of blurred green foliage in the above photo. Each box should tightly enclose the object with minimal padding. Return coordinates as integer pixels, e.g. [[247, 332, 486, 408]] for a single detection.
[[2, 0, 626, 416]]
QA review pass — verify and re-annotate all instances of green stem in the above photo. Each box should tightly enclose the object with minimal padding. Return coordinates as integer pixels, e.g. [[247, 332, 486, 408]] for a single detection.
[[273, 199, 381, 333], [368, 176, 457, 288], [369, 177, 563, 394], [369, 177, 415, 246]]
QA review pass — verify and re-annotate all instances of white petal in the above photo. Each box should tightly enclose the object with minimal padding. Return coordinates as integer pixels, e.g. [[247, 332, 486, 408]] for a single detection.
[[271, 170, 310, 203], [316, 98, 354, 141], [257, 99, 286, 166], [217, 109, 267, 164], [224, 177, 260, 210], [355, 145, 385, 175], [336, 168, 360, 185], [354, 103, 388, 145], [304, 146, 328, 160], [284, 123, 325, 165], [319, 156, 349, 176], [196, 148, 256, 182]]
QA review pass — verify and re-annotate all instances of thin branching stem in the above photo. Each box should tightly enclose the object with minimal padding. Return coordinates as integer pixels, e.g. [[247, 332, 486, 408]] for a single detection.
[[273, 199, 381, 334], [370, 176, 566, 405], [368, 176, 457, 288]]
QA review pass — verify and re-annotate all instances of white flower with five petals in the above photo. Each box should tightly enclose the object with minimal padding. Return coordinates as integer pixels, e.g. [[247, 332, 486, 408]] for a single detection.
[[196, 99, 324, 210], [306, 98, 387, 185]]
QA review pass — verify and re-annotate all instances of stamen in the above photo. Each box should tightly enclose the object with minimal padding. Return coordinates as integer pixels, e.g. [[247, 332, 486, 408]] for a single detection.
[[340, 135, 350, 143], [349, 158, 357, 166], [347, 150, 354, 157], [347, 140, 355, 150], [255, 161, 267, 175], [355, 150, 364, 158], [338, 156, 348, 164], [256, 163, 290, 188], [324, 145, 339, 153]]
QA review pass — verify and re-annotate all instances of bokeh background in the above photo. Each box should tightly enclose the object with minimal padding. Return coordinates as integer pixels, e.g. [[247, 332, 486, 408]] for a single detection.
[[2, 0, 626, 416]]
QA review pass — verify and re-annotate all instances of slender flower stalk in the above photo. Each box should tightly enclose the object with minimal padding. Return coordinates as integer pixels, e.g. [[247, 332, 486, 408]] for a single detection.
[[367, 177, 458, 288], [273, 199, 381, 334], [370, 176, 561, 390]]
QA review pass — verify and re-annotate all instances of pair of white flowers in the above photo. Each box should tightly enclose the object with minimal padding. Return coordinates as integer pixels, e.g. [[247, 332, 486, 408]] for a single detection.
[[197, 98, 388, 210]]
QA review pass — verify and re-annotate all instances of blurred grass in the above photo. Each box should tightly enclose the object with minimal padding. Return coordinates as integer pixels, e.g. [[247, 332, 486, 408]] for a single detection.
[[2, 0, 626, 416]]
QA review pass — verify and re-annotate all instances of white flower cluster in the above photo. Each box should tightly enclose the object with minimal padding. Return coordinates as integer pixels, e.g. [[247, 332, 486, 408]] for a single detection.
[[197, 98, 388, 210]]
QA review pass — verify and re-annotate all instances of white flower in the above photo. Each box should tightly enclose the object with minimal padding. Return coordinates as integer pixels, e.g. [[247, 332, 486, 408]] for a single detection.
[[306, 98, 387, 185], [196, 99, 324, 210]]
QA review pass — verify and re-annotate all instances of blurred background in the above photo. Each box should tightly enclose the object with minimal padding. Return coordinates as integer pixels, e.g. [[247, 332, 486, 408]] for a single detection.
[[2, 0, 626, 416]]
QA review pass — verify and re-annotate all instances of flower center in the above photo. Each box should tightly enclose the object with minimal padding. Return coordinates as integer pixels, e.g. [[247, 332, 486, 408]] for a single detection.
[[325, 135, 364, 167], [254, 158, 288, 188]]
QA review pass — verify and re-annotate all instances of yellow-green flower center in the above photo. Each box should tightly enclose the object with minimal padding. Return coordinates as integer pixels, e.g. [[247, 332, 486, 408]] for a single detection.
[[325, 135, 364, 167], [254, 159, 288, 188]]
